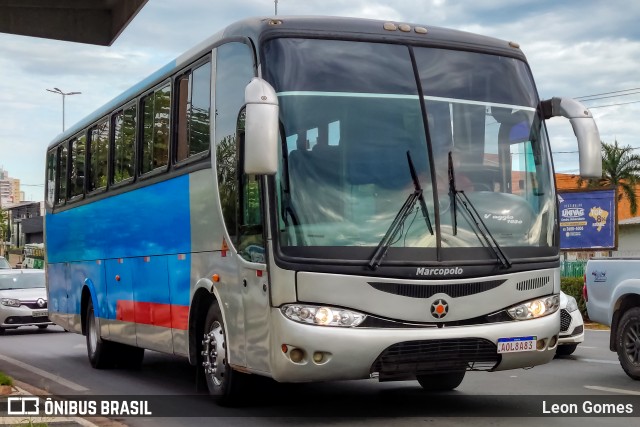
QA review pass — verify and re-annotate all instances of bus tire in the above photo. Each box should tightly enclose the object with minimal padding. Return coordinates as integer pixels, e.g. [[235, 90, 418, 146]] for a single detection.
[[85, 299, 117, 369], [417, 370, 466, 391], [616, 307, 640, 380], [202, 303, 247, 405]]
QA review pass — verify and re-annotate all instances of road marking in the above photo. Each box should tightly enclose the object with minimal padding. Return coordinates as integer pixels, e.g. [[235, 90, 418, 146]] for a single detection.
[[579, 346, 596, 349], [585, 385, 640, 395], [580, 358, 619, 365], [0, 354, 88, 391]]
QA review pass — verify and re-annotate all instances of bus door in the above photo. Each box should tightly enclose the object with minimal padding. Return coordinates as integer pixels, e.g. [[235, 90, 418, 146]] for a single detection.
[[237, 173, 270, 372], [105, 258, 137, 346]]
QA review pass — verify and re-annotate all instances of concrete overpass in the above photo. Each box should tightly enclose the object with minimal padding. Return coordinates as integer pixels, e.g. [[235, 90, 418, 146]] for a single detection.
[[0, 0, 147, 46]]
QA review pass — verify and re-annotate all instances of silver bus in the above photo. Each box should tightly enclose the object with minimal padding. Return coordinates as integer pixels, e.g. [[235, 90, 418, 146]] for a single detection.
[[45, 16, 601, 404]]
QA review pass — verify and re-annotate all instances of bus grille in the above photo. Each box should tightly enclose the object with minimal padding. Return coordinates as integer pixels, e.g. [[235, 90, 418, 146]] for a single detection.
[[371, 338, 499, 379], [516, 276, 549, 291], [368, 280, 504, 299]]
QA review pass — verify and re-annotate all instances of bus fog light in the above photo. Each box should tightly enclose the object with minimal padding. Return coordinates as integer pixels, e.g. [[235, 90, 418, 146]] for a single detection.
[[507, 294, 560, 320], [549, 335, 558, 348], [290, 348, 304, 363], [281, 304, 366, 327], [536, 339, 546, 350], [313, 352, 324, 363]]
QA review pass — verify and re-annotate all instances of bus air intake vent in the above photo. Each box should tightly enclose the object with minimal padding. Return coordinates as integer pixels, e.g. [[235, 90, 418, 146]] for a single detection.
[[368, 280, 505, 299], [516, 276, 549, 291], [371, 338, 499, 380]]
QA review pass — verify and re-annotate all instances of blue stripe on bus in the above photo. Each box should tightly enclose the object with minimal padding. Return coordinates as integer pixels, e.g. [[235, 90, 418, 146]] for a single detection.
[[46, 174, 191, 263]]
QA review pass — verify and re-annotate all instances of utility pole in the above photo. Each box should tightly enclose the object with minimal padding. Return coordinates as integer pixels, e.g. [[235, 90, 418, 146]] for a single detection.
[[275, 0, 278, 15]]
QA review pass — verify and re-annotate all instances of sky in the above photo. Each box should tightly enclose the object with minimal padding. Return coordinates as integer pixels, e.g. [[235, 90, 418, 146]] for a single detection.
[[1, 0, 639, 202]]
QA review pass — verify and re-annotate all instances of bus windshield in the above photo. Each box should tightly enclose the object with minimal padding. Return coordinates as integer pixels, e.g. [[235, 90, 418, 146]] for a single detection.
[[263, 38, 556, 264]]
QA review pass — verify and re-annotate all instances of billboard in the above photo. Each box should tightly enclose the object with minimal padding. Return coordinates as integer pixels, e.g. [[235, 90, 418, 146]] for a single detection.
[[558, 188, 616, 250]]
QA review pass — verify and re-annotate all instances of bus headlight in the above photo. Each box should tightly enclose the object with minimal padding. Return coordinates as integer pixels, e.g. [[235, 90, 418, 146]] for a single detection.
[[507, 294, 560, 320], [282, 304, 366, 327]]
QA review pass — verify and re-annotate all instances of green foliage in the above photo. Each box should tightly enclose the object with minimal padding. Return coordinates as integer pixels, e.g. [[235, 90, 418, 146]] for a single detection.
[[0, 208, 7, 242], [561, 277, 588, 320], [578, 140, 640, 215], [0, 371, 13, 386]]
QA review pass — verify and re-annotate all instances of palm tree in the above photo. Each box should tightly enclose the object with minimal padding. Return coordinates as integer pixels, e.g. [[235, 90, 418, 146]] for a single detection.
[[578, 140, 640, 215]]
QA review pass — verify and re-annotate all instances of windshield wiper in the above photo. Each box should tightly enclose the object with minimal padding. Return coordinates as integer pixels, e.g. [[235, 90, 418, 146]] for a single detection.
[[368, 151, 434, 270], [447, 152, 511, 269]]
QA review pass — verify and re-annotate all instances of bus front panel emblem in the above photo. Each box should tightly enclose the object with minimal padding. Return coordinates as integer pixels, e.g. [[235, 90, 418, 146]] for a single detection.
[[431, 299, 448, 319]]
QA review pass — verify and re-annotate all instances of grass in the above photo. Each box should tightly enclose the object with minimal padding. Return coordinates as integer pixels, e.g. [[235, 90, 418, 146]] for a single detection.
[[0, 371, 13, 386]]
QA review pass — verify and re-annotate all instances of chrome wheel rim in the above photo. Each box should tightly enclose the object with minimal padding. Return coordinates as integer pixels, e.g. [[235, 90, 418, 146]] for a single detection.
[[202, 321, 226, 388], [624, 321, 640, 365]]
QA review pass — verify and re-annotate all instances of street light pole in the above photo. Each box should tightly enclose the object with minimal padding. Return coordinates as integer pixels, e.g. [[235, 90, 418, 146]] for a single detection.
[[46, 87, 81, 132], [275, 0, 278, 15]]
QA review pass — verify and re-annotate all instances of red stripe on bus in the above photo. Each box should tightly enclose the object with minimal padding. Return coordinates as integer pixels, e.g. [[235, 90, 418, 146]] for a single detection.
[[116, 300, 189, 330]]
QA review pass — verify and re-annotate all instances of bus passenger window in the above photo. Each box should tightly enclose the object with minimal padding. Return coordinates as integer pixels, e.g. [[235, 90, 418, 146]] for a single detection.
[[46, 149, 57, 206], [176, 61, 211, 162], [88, 120, 109, 192], [112, 104, 136, 184], [69, 133, 86, 199], [56, 143, 68, 205], [141, 85, 171, 174]]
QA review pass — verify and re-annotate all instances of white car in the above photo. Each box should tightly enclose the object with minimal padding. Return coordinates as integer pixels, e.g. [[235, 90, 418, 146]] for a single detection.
[[0, 256, 11, 269], [0, 269, 52, 334], [556, 291, 585, 356]]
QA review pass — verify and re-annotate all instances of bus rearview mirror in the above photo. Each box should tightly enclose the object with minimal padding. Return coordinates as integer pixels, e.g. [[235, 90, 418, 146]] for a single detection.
[[541, 97, 602, 178], [244, 78, 279, 175]]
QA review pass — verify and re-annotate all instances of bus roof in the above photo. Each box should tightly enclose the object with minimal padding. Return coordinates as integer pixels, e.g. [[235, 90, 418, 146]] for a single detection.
[[46, 16, 526, 149]]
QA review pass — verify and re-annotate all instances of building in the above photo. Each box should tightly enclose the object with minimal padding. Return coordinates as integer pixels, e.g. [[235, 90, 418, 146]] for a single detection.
[[5, 201, 43, 247], [0, 167, 21, 207]]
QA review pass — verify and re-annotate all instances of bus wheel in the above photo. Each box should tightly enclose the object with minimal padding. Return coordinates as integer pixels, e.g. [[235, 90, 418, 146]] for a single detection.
[[85, 300, 117, 369], [417, 371, 466, 391], [616, 307, 640, 380], [202, 303, 246, 405]]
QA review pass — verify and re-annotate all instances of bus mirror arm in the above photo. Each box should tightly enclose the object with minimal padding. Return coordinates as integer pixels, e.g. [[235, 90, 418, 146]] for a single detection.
[[540, 97, 602, 178], [244, 77, 280, 175]]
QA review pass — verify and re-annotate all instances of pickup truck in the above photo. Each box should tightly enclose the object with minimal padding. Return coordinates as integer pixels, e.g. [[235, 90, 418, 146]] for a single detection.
[[584, 258, 640, 380]]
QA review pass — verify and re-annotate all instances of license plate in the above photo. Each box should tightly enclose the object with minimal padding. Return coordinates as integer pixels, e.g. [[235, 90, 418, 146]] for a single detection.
[[497, 336, 536, 353], [32, 310, 48, 318]]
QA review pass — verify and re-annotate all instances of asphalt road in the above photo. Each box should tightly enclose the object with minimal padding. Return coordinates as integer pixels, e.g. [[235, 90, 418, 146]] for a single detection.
[[0, 326, 639, 426]]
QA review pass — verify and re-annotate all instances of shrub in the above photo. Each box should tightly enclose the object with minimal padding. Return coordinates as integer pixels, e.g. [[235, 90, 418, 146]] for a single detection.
[[0, 371, 13, 386], [561, 276, 588, 320]]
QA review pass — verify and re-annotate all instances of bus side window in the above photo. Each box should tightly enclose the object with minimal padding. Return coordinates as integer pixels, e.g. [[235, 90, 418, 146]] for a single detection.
[[141, 84, 171, 174], [176, 61, 211, 162], [88, 120, 109, 192], [46, 149, 57, 206], [112, 104, 136, 184], [56, 143, 69, 205], [69, 133, 86, 199], [214, 41, 257, 251]]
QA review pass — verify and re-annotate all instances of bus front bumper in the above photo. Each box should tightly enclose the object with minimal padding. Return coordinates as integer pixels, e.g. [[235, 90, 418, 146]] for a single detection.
[[268, 308, 559, 383]]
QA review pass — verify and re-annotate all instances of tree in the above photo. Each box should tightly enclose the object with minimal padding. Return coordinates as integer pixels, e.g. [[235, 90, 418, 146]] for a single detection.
[[578, 140, 640, 216], [0, 208, 7, 254]]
